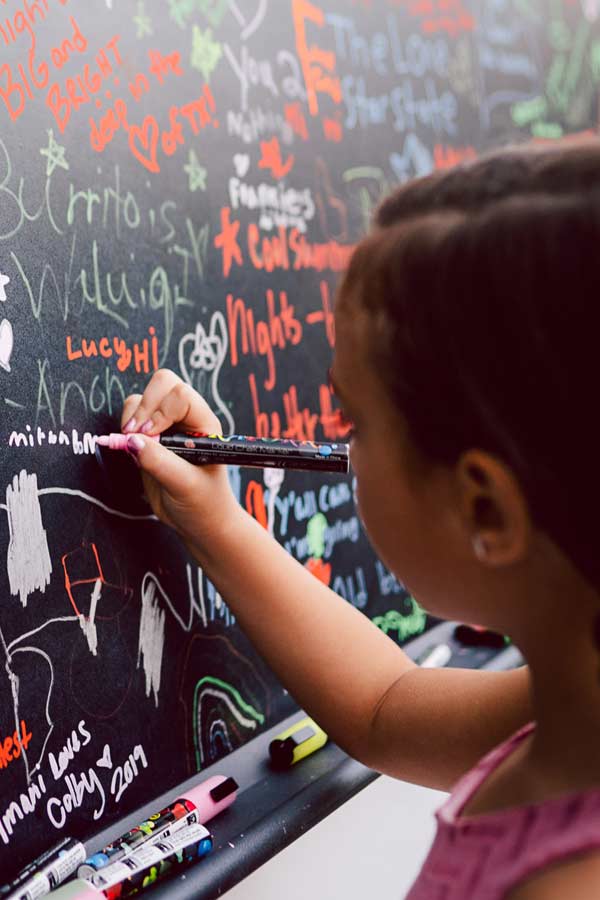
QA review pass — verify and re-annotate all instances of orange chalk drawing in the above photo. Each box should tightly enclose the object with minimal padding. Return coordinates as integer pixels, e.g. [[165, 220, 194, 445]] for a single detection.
[[62, 543, 106, 616], [258, 137, 295, 179], [245, 481, 268, 529], [305, 557, 332, 586], [284, 102, 309, 141], [434, 143, 477, 169], [388, 0, 475, 37], [322, 117, 343, 142], [214, 207, 243, 277], [61, 542, 130, 616]]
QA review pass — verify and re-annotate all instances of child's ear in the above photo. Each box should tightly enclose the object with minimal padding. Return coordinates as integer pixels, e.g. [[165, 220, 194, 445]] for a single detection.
[[455, 449, 533, 567]]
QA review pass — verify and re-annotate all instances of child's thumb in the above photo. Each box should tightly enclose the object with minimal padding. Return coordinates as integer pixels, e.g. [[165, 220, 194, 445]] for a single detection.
[[126, 433, 196, 498]]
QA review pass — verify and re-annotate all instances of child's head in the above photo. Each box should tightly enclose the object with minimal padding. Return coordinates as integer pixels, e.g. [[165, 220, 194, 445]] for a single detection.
[[333, 138, 600, 628]]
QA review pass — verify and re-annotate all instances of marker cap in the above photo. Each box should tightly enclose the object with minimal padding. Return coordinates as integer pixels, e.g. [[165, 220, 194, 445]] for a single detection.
[[269, 717, 328, 769], [182, 774, 239, 823], [40, 880, 101, 900]]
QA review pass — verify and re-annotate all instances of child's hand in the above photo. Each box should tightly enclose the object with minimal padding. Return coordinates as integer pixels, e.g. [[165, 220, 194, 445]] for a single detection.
[[121, 370, 242, 545]]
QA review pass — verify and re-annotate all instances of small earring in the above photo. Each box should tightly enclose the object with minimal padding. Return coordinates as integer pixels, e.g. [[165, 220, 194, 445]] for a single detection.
[[472, 535, 489, 561]]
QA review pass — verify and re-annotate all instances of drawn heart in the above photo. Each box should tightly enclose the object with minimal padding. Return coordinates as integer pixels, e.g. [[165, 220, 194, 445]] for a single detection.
[[233, 153, 250, 178], [96, 744, 113, 769], [129, 116, 160, 174], [0, 318, 13, 373]]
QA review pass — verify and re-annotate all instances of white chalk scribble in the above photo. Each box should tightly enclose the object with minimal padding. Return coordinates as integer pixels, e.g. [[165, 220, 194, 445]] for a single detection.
[[264, 467, 285, 536], [6, 470, 52, 607], [138, 578, 166, 706], [0, 318, 13, 372], [79, 579, 101, 656]]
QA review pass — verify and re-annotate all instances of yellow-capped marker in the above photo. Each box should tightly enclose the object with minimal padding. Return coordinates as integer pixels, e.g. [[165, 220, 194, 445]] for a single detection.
[[268, 717, 328, 769]]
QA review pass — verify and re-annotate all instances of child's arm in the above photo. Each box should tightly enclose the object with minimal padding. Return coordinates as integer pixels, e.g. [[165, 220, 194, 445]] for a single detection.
[[122, 371, 532, 791], [184, 506, 532, 790]]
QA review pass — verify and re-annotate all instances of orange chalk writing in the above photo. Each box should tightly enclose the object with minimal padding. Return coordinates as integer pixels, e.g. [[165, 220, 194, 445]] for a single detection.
[[214, 215, 354, 277], [227, 290, 302, 390], [292, 0, 341, 117], [0, 16, 110, 129], [47, 34, 123, 133], [388, 0, 475, 36], [0, 720, 33, 771], [66, 328, 159, 374], [305, 281, 335, 347], [250, 374, 352, 442], [247, 224, 290, 272]]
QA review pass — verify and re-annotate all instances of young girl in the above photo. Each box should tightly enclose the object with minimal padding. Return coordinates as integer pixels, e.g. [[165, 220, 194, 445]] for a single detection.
[[119, 139, 600, 898]]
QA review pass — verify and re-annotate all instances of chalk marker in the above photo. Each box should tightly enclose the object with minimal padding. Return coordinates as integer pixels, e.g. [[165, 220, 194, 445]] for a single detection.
[[2, 836, 86, 900], [97, 432, 349, 474], [416, 643, 452, 668], [78, 775, 237, 875], [86, 824, 212, 898], [269, 717, 328, 769]]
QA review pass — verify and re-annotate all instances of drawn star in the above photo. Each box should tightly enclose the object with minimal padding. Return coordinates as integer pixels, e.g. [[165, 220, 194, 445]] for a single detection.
[[0, 270, 9, 303], [184, 150, 207, 192], [168, 0, 195, 28], [190, 25, 223, 82], [134, 1, 153, 38], [40, 129, 69, 178]]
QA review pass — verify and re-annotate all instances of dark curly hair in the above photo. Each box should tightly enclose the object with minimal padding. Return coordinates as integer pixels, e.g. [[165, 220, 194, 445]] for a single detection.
[[337, 138, 600, 586]]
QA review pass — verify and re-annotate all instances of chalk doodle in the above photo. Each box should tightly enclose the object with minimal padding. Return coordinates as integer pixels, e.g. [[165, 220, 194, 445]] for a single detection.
[[178, 312, 235, 434]]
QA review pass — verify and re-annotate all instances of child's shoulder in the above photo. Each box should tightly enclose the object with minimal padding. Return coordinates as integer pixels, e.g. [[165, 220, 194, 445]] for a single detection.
[[505, 850, 600, 899]]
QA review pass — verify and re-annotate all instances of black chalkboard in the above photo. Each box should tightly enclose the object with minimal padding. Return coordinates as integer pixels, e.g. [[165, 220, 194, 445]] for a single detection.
[[0, 0, 598, 882]]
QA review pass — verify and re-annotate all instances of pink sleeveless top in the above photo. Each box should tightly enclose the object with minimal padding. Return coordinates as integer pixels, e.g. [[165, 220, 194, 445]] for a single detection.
[[406, 722, 600, 899]]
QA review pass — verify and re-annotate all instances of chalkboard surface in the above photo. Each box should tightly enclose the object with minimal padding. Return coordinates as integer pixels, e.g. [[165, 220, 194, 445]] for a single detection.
[[0, 0, 598, 881]]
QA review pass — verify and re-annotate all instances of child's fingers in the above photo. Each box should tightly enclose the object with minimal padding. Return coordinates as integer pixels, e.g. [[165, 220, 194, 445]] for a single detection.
[[121, 394, 143, 431], [141, 382, 222, 436], [126, 434, 197, 499], [125, 370, 221, 436], [122, 369, 182, 433]]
